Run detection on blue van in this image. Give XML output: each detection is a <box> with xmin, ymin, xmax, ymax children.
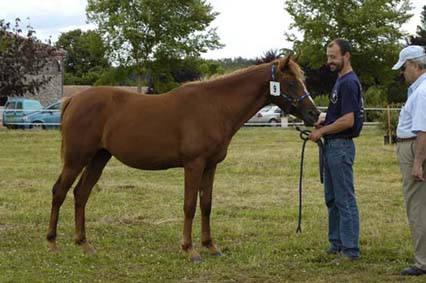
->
<box><xmin>2</xmin><ymin>98</ymin><xmax>43</xmax><ymax>129</ymax></box>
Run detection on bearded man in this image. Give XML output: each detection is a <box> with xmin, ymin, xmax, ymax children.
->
<box><xmin>309</xmin><ymin>38</ymin><xmax>364</xmax><ymax>263</ymax></box>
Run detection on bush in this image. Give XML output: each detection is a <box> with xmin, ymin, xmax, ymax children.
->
<box><xmin>313</xmin><ymin>94</ymin><xmax>329</xmax><ymax>107</ymax></box>
<box><xmin>364</xmin><ymin>86</ymin><xmax>387</xmax><ymax>107</ymax></box>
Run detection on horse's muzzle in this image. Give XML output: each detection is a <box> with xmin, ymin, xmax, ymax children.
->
<box><xmin>303</xmin><ymin>109</ymin><xmax>321</xmax><ymax>127</ymax></box>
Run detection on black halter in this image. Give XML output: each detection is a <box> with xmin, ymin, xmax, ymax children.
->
<box><xmin>271</xmin><ymin>64</ymin><xmax>311</xmax><ymax>105</ymax></box>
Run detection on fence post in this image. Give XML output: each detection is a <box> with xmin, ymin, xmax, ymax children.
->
<box><xmin>387</xmin><ymin>105</ymin><xmax>392</xmax><ymax>138</ymax></box>
<box><xmin>281</xmin><ymin>116</ymin><xmax>288</xmax><ymax>128</ymax></box>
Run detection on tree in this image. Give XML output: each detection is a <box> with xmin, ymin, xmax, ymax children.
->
<box><xmin>55</xmin><ymin>29</ymin><xmax>109</xmax><ymax>85</ymax></box>
<box><xmin>255</xmin><ymin>49</ymin><xmax>282</xmax><ymax>64</ymax></box>
<box><xmin>407</xmin><ymin>5</ymin><xmax>426</xmax><ymax>45</ymax></box>
<box><xmin>285</xmin><ymin>0</ymin><xmax>413</xmax><ymax>95</ymax></box>
<box><xmin>94</xmin><ymin>66</ymin><xmax>138</xmax><ymax>86</ymax></box>
<box><xmin>215</xmin><ymin>57</ymin><xmax>256</xmax><ymax>72</ymax></box>
<box><xmin>0</xmin><ymin>18</ymin><xmax>54</xmax><ymax>104</ymax></box>
<box><xmin>86</xmin><ymin>0</ymin><xmax>223</xmax><ymax>92</ymax></box>
<box><xmin>147</xmin><ymin>56</ymin><xmax>223</xmax><ymax>93</ymax></box>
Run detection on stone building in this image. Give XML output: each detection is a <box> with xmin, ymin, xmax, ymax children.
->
<box><xmin>32</xmin><ymin>49</ymin><xmax>66</xmax><ymax>106</ymax></box>
<box><xmin>0</xmin><ymin>34</ymin><xmax>65</xmax><ymax>107</ymax></box>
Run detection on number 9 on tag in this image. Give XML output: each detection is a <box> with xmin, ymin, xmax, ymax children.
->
<box><xmin>270</xmin><ymin>81</ymin><xmax>280</xmax><ymax>96</ymax></box>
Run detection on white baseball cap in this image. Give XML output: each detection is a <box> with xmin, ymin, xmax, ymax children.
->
<box><xmin>392</xmin><ymin>45</ymin><xmax>426</xmax><ymax>70</ymax></box>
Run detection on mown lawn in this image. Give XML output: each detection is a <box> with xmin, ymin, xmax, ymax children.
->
<box><xmin>0</xmin><ymin>127</ymin><xmax>422</xmax><ymax>283</ymax></box>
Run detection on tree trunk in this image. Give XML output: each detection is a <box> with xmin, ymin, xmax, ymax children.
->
<box><xmin>137</xmin><ymin>76</ymin><xmax>142</xmax><ymax>94</ymax></box>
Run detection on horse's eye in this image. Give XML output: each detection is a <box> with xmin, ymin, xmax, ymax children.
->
<box><xmin>288</xmin><ymin>81</ymin><xmax>296</xmax><ymax>87</ymax></box>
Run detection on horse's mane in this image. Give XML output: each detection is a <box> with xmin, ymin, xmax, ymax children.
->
<box><xmin>183</xmin><ymin>63</ymin><xmax>261</xmax><ymax>87</ymax></box>
<box><xmin>183</xmin><ymin>56</ymin><xmax>305</xmax><ymax>88</ymax></box>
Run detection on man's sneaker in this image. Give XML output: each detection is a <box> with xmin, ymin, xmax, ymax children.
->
<box><xmin>330</xmin><ymin>254</ymin><xmax>359</xmax><ymax>265</ymax></box>
<box><xmin>400</xmin><ymin>266</ymin><xmax>426</xmax><ymax>276</ymax></box>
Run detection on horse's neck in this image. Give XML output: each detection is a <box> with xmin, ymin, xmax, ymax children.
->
<box><xmin>210</xmin><ymin>66</ymin><xmax>271</xmax><ymax>134</ymax></box>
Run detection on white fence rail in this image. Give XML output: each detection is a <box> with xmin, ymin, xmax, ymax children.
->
<box><xmin>244</xmin><ymin>107</ymin><xmax>401</xmax><ymax>127</ymax></box>
<box><xmin>1</xmin><ymin>107</ymin><xmax>401</xmax><ymax>128</ymax></box>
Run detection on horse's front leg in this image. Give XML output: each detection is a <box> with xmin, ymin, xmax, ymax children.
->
<box><xmin>182</xmin><ymin>159</ymin><xmax>205</xmax><ymax>263</ymax></box>
<box><xmin>200</xmin><ymin>165</ymin><xmax>222</xmax><ymax>256</ymax></box>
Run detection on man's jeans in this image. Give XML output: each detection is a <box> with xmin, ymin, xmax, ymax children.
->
<box><xmin>323</xmin><ymin>138</ymin><xmax>360</xmax><ymax>258</ymax></box>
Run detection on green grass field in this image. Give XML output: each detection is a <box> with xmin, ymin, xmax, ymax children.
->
<box><xmin>0</xmin><ymin>127</ymin><xmax>422</xmax><ymax>282</ymax></box>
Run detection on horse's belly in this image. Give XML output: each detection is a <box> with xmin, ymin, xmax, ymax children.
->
<box><xmin>111</xmin><ymin>151</ymin><xmax>182</xmax><ymax>170</ymax></box>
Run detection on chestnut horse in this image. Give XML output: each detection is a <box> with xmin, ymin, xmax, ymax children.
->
<box><xmin>47</xmin><ymin>56</ymin><xmax>320</xmax><ymax>262</ymax></box>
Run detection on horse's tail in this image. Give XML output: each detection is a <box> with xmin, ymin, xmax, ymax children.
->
<box><xmin>60</xmin><ymin>96</ymin><xmax>72</xmax><ymax>160</ymax></box>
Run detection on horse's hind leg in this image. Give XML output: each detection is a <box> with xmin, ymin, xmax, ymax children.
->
<box><xmin>199</xmin><ymin>164</ymin><xmax>222</xmax><ymax>256</ymax></box>
<box><xmin>47</xmin><ymin>165</ymin><xmax>84</xmax><ymax>253</ymax></box>
<box><xmin>73</xmin><ymin>149</ymin><xmax>111</xmax><ymax>254</ymax></box>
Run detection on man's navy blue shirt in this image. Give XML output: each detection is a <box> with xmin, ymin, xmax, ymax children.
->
<box><xmin>324</xmin><ymin>71</ymin><xmax>364</xmax><ymax>139</ymax></box>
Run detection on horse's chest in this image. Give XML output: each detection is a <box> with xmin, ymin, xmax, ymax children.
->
<box><xmin>207</xmin><ymin>142</ymin><xmax>229</xmax><ymax>164</ymax></box>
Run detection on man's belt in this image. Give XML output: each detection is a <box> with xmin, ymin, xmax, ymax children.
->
<box><xmin>396</xmin><ymin>137</ymin><xmax>416</xmax><ymax>142</ymax></box>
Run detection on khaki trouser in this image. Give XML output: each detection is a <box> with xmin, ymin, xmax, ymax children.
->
<box><xmin>397</xmin><ymin>141</ymin><xmax>426</xmax><ymax>270</ymax></box>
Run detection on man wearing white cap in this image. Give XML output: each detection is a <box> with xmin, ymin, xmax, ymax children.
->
<box><xmin>392</xmin><ymin>45</ymin><xmax>426</xmax><ymax>276</ymax></box>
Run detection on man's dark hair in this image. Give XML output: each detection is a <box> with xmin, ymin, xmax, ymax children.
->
<box><xmin>328</xmin><ymin>38</ymin><xmax>351</xmax><ymax>55</ymax></box>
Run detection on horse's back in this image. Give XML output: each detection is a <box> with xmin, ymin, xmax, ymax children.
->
<box><xmin>63</xmin><ymin>87</ymin><xmax>130</xmax><ymax>132</ymax></box>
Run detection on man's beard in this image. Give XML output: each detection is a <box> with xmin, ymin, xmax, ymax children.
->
<box><xmin>329</xmin><ymin>58</ymin><xmax>344</xmax><ymax>73</ymax></box>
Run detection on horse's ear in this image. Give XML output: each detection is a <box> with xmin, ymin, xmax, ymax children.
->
<box><xmin>284</xmin><ymin>55</ymin><xmax>291</xmax><ymax>65</ymax></box>
<box><xmin>279</xmin><ymin>55</ymin><xmax>291</xmax><ymax>71</ymax></box>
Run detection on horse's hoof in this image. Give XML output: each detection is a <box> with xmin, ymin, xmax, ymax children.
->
<box><xmin>184</xmin><ymin>246</ymin><xmax>202</xmax><ymax>263</ymax></box>
<box><xmin>48</xmin><ymin>247</ymin><xmax>60</xmax><ymax>254</ymax></box>
<box><xmin>48</xmin><ymin>242</ymin><xmax>60</xmax><ymax>254</ymax></box>
<box><xmin>207</xmin><ymin>244</ymin><xmax>222</xmax><ymax>257</ymax></box>
<box><xmin>191</xmin><ymin>255</ymin><xmax>202</xmax><ymax>263</ymax></box>
<box><xmin>81</xmin><ymin>243</ymin><xmax>97</xmax><ymax>255</ymax></box>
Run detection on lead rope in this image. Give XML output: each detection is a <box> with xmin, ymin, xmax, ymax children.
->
<box><xmin>295</xmin><ymin>126</ymin><xmax>324</xmax><ymax>233</ymax></box>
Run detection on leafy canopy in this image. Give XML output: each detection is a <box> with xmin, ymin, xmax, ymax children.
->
<box><xmin>408</xmin><ymin>4</ymin><xmax>426</xmax><ymax>45</ymax></box>
<box><xmin>55</xmin><ymin>29</ymin><xmax>110</xmax><ymax>85</ymax></box>
<box><xmin>86</xmin><ymin>0</ymin><xmax>223</xmax><ymax>92</ymax></box>
<box><xmin>285</xmin><ymin>0</ymin><xmax>412</xmax><ymax>90</ymax></box>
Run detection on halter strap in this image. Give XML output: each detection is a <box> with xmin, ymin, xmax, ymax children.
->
<box><xmin>271</xmin><ymin>64</ymin><xmax>277</xmax><ymax>81</ymax></box>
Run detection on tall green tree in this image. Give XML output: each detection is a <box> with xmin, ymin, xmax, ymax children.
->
<box><xmin>285</xmin><ymin>0</ymin><xmax>412</xmax><ymax>92</ymax></box>
<box><xmin>408</xmin><ymin>5</ymin><xmax>426</xmax><ymax>45</ymax></box>
<box><xmin>55</xmin><ymin>29</ymin><xmax>109</xmax><ymax>85</ymax></box>
<box><xmin>0</xmin><ymin>18</ymin><xmax>54</xmax><ymax>104</ymax></box>
<box><xmin>86</xmin><ymin>0</ymin><xmax>223</xmax><ymax>92</ymax></box>
<box><xmin>215</xmin><ymin>57</ymin><xmax>256</xmax><ymax>72</ymax></box>
<box><xmin>255</xmin><ymin>49</ymin><xmax>282</xmax><ymax>64</ymax></box>
<box><xmin>146</xmin><ymin>56</ymin><xmax>223</xmax><ymax>93</ymax></box>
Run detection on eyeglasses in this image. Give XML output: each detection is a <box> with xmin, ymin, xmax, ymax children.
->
<box><xmin>401</xmin><ymin>61</ymin><xmax>412</xmax><ymax>72</ymax></box>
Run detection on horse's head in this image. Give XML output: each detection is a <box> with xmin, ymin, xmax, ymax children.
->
<box><xmin>269</xmin><ymin>57</ymin><xmax>320</xmax><ymax>127</ymax></box>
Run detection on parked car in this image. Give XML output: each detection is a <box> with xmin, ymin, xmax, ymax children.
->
<box><xmin>247</xmin><ymin>105</ymin><xmax>282</xmax><ymax>126</ymax></box>
<box><xmin>22</xmin><ymin>100</ymin><xmax>62</xmax><ymax>129</ymax></box>
<box><xmin>2</xmin><ymin>98</ymin><xmax>43</xmax><ymax>129</ymax></box>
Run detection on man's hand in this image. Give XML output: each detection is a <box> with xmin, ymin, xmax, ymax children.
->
<box><xmin>309</xmin><ymin>128</ymin><xmax>323</xmax><ymax>142</ymax></box>
<box><xmin>314</xmin><ymin>121</ymin><xmax>324</xmax><ymax>129</ymax></box>
<box><xmin>412</xmin><ymin>132</ymin><xmax>426</xmax><ymax>182</ymax></box>
<box><xmin>411</xmin><ymin>162</ymin><xmax>425</xmax><ymax>181</ymax></box>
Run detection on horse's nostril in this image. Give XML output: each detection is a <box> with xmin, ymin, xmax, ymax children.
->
<box><xmin>308</xmin><ymin>109</ymin><xmax>319</xmax><ymax>118</ymax></box>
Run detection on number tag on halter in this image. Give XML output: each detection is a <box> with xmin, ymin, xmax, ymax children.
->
<box><xmin>270</xmin><ymin>81</ymin><xmax>280</xmax><ymax>96</ymax></box>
